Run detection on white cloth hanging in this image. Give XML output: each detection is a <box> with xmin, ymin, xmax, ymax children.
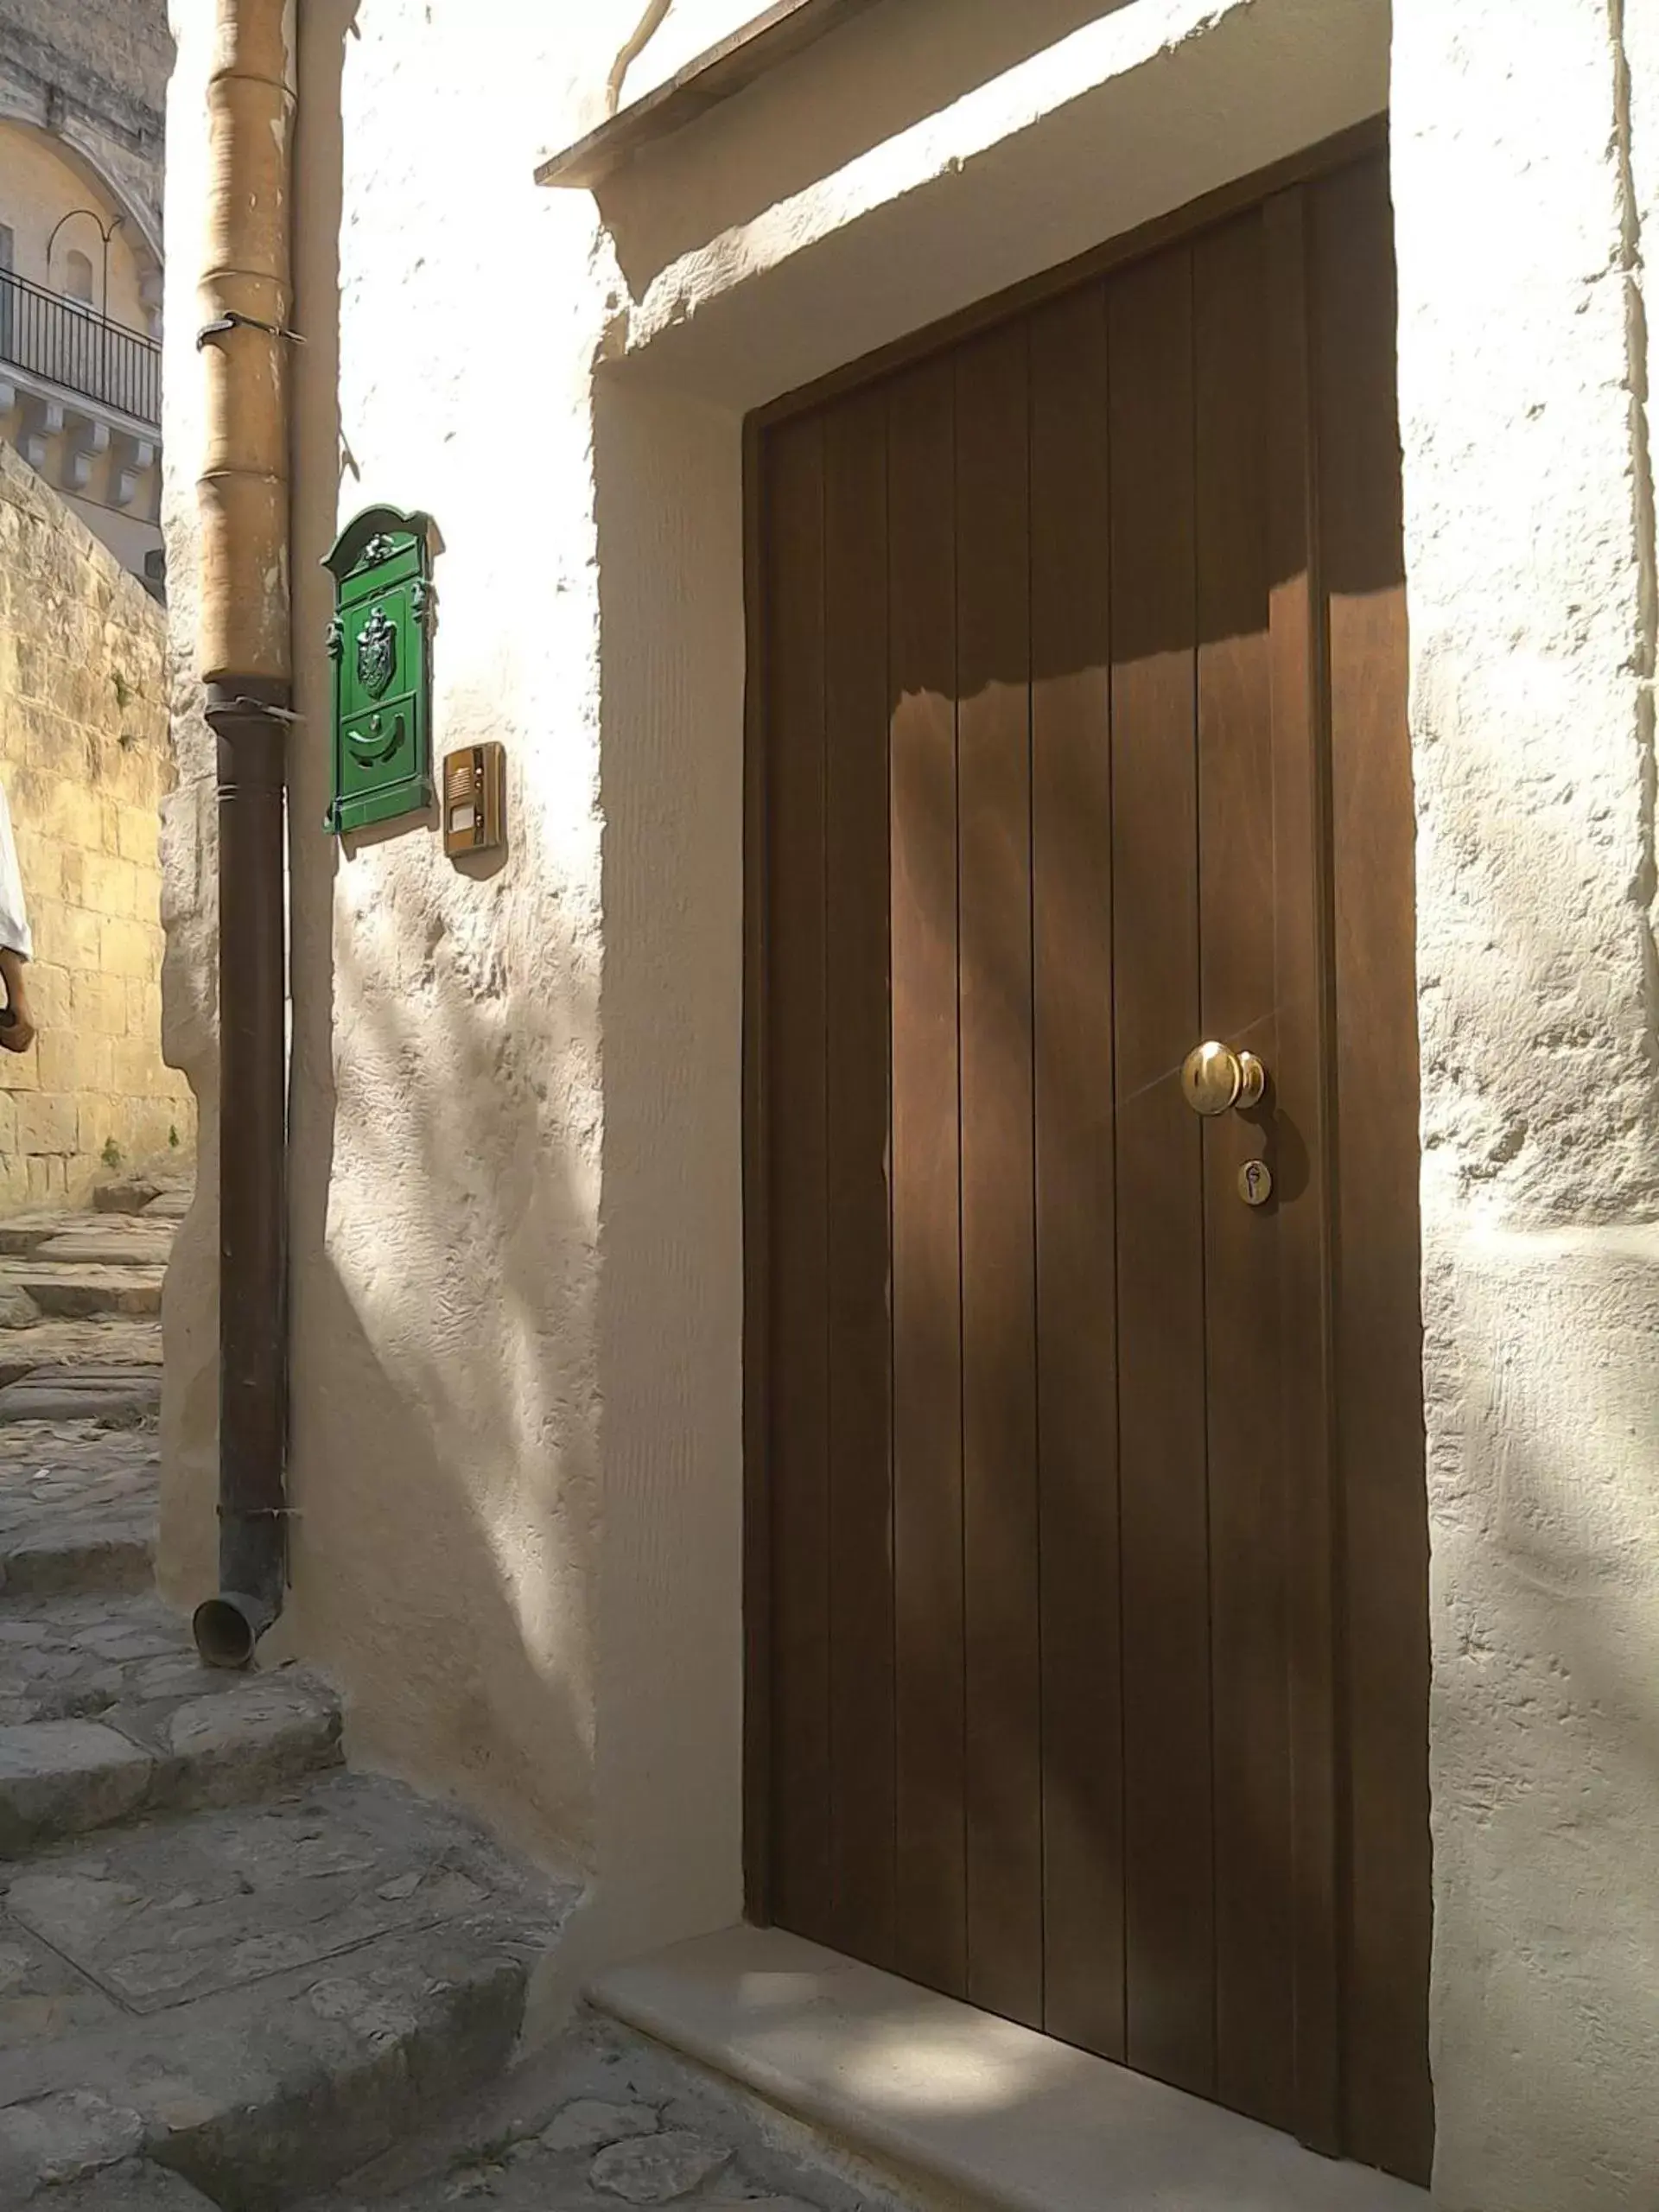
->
<box><xmin>0</xmin><ymin>775</ymin><xmax>32</xmax><ymax>961</ymax></box>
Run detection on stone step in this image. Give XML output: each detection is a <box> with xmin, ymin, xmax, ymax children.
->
<box><xmin>0</xmin><ymin>1365</ymin><xmax>162</xmax><ymax>1429</ymax></box>
<box><xmin>0</xmin><ymin>1209</ymin><xmax>179</xmax><ymax>1259</ymax></box>
<box><xmin>93</xmin><ymin>1176</ymin><xmax>193</xmax><ymax>1218</ymax></box>
<box><xmin>30</xmin><ymin>1227</ymin><xmax>176</xmax><ymax>1270</ymax></box>
<box><xmin>0</xmin><ymin>1662</ymin><xmax>343</xmax><ymax>1857</ymax></box>
<box><xmin>29</xmin><ymin>2164</ymin><xmax>217</xmax><ymax>2211</ymax></box>
<box><xmin>295</xmin><ymin>2010</ymin><xmax>913</xmax><ymax>2212</ymax></box>
<box><xmin>0</xmin><ymin>1772</ymin><xmax>572</xmax><ymax>2206</ymax></box>
<box><xmin>0</xmin><ymin>1593</ymin><xmax>205</xmax><ymax>1729</ymax></box>
<box><xmin>0</xmin><ymin>1262</ymin><xmax>165</xmax><ymax>1321</ymax></box>
<box><xmin>0</xmin><ymin>1214</ymin><xmax>81</xmax><ymax>1260</ymax></box>
<box><xmin>0</xmin><ymin>1577</ymin><xmax>342</xmax><ymax>1855</ymax></box>
<box><xmin>0</xmin><ymin>1510</ymin><xmax>153</xmax><ymax>1596</ymax></box>
<box><xmin>0</xmin><ymin>1319</ymin><xmax>162</xmax><ymax>1394</ymax></box>
<box><xmin>591</xmin><ymin>1928</ymin><xmax>1429</xmax><ymax>2212</ymax></box>
<box><xmin>0</xmin><ymin>1429</ymin><xmax>158</xmax><ymax>1596</ymax></box>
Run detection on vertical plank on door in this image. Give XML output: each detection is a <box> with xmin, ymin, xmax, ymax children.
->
<box><xmin>762</xmin><ymin>412</ymin><xmax>833</xmax><ymax>1944</ymax></box>
<box><xmin>1313</xmin><ymin>155</ymin><xmax>1433</xmax><ymax>2189</ymax></box>
<box><xmin>1108</xmin><ymin>243</ymin><xmax>1215</xmax><ymax>2099</ymax></box>
<box><xmin>956</xmin><ymin>319</ymin><xmax>1043</xmax><ymax>2030</ymax></box>
<box><xmin>1262</xmin><ymin>183</ymin><xmax>1341</xmax><ymax>2159</ymax></box>
<box><xmin>889</xmin><ymin>356</ymin><xmax>969</xmax><ymax>2000</ymax></box>
<box><xmin>1193</xmin><ymin>209</ymin><xmax>1294</xmax><ymax>2133</ymax></box>
<box><xmin>742</xmin><ymin>416</ymin><xmax>773</xmax><ymax>1927</ymax></box>
<box><xmin>823</xmin><ymin>387</ymin><xmax>896</xmax><ymax>1967</ymax></box>
<box><xmin>1029</xmin><ymin>282</ymin><xmax>1124</xmax><ymax>2062</ymax></box>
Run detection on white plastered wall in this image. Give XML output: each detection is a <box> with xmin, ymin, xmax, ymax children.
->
<box><xmin>157</xmin><ymin>0</ymin><xmax>1659</xmax><ymax>2199</ymax></box>
<box><xmin>1393</xmin><ymin>2</ymin><xmax>1659</xmax><ymax>2204</ymax></box>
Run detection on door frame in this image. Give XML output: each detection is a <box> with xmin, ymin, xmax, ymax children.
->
<box><xmin>737</xmin><ymin>139</ymin><xmax>1419</xmax><ymax>2171</ymax></box>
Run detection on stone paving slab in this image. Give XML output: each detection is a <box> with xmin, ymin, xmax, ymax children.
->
<box><xmin>303</xmin><ymin>2015</ymin><xmax>916</xmax><ymax>2212</ymax></box>
<box><xmin>0</xmin><ymin>1916</ymin><xmax>124</xmax><ymax>2052</ymax></box>
<box><xmin>31</xmin><ymin>2158</ymin><xmax>219</xmax><ymax>2209</ymax></box>
<box><xmin>0</xmin><ymin>1427</ymin><xmax>159</xmax><ymax>1595</ymax></box>
<box><xmin>0</xmin><ymin>1789</ymin><xmax>575</xmax><ymax>2208</ymax></box>
<box><xmin>0</xmin><ymin>1720</ymin><xmax>154</xmax><ymax>1857</ymax></box>
<box><xmin>0</xmin><ymin>1667</ymin><xmax>342</xmax><ymax>1859</ymax></box>
<box><xmin>0</xmin><ymin>1262</ymin><xmax>165</xmax><ymax>1321</ymax></box>
<box><xmin>0</xmin><ymin>1211</ymin><xmax>104</xmax><ymax>1259</ymax></box>
<box><xmin>0</xmin><ymin>1321</ymin><xmax>163</xmax><ymax>1393</ymax></box>
<box><xmin>3</xmin><ymin>1772</ymin><xmax>515</xmax><ymax>2016</ymax></box>
<box><xmin>2</xmin><ymin>1206</ymin><xmax>178</xmax><ymax>1243</ymax></box>
<box><xmin>0</xmin><ymin>1594</ymin><xmax>191</xmax><ymax>1726</ymax></box>
<box><xmin>0</xmin><ymin>1365</ymin><xmax>162</xmax><ymax>1429</ymax></box>
<box><xmin>0</xmin><ymin>1601</ymin><xmax>188</xmax><ymax>1734</ymax></box>
<box><xmin>94</xmin><ymin>1177</ymin><xmax>193</xmax><ymax>1217</ymax></box>
<box><xmin>0</xmin><ymin>1514</ymin><xmax>156</xmax><ymax>1595</ymax></box>
<box><xmin>32</xmin><ymin>1228</ymin><xmax>177</xmax><ymax>1269</ymax></box>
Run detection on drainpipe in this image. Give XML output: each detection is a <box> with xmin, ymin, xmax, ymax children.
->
<box><xmin>606</xmin><ymin>0</ymin><xmax>672</xmax><ymax>113</ymax></box>
<box><xmin>190</xmin><ymin>0</ymin><xmax>296</xmax><ymax>1669</ymax></box>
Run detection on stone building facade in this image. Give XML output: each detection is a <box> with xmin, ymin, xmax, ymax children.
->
<box><xmin>0</xmin><ymin>0</ymin><xmax>168</xmax><ymax>248</ymax></box>
<box><xmin>157</xmin><ymin>3</ymin><xmax>1659</xmax><ymax>2209</ymax></box>
<box><xmin>0</xmin><ymin>436</ymin><xmax>193</xmax><ymax>1211</ymax></box>
<box><xmin>0</xmin><ymin>0</ymin><xmax>169</xmax><ymax>580</ymax></box>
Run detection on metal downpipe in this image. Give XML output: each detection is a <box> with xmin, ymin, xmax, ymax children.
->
<box><xmin>191</xmin><ymin>0</ymin><xmax>296</xmax><ymax>1669</ymax></box>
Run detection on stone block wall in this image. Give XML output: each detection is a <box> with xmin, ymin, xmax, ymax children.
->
<box><xmin>0</xmin><ymin>437</ymin><xmax>193</xmax><ymax>1211</ymax></box>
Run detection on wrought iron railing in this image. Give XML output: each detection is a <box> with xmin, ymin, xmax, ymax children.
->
<box><xmin>0</xmin><ymin>270</ymin><xmax>160</xmax><ymax>428</ymax></box>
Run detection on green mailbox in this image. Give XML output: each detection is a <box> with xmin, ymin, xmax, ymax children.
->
<box><xmin>322</xmin><ymin>505</ymin><xmax>437</xmax><ymax>834</ymax></box>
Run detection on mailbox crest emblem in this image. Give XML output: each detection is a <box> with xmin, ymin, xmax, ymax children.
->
<box><xmin>356</xmin><ymin>607</ymin><xmax>397</xmax><ymax>699</ymax></box>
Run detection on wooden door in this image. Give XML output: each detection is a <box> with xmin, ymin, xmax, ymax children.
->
<box><xmin>746</xmin><ymin>139</ymin><xmax>1430</xmax><ymax>2187</ymax></box>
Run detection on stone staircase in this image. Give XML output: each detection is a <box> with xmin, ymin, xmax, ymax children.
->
<box><xmin>0</xmin><ymin>1180</ymin><xmax>582</xmax><ymax>2210</ymax></box>
<box><xmin>0</xmin><ymin>1431</ymin><xmax>902</xmax><ymax>2212</ymax></box>
<box><xmin>0</xmin><ymin>1448</ymin><xmax>575</xmax><ymax>2209</ymax></box>
<box><xmin>0</xmin><ymin>1174</ymin><xmax>182</xmax><ymax>1429</ymax></box>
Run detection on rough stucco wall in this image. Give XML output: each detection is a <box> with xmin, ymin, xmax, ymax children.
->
<box><xmin>0</xmin><ymin>439</ymin><xmax>193</xmax><ymax>1214</ymax></box>
<box><xmin>155</xmin><ymin>0</ymin><xmax>219</xmax><ymax>1643</ymax></box>
<box><xmin>160</xmin><ymin>0</ymin><xmax>637</xmax><ymax>1885</ymax></box>
<box><xmin>277</xmin><ymin>0</ymin><xmax>619</xmax><ymax>1884</ymax></box>
<box><xmin>1393</xmin><ymin>2</ymin><xmax>1659</xmax><ymax>2204</ymax></box>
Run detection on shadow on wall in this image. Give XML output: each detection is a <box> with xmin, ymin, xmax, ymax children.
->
<box><xmin>282</xmin><ymin>918</ymin><xmax>599</xmax><ymax>1874</ymax></box>
<box><xmin>163</xmin><ymin>0</ymin><xmax>599</xmax><ymax>1885</ymax></box>
<box><xmin>282</xmin><ymin>0</ymin><xmax>599</xmax><ymax>1875</ymax></box>
<box><xmin>595</xmin><ymin>0</ymin><xmax>1138</xmax><ymax>294</ymax></box>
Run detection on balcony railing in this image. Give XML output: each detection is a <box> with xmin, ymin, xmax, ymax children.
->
<box><xmin>0</xmin><ymin>270</ymin><xmax>161</xmax><ymax>429</ymax></box>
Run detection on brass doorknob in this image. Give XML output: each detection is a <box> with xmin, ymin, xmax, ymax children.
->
<box><xmin>1181</xmin><ymin>1040</ymin><xmax>1267</xmax><ymax>1116</ymax></box>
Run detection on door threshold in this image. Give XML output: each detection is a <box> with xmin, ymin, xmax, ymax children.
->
<box><xmin>588</xmin><ymin>1925</ymin><xmax>1429</xmax><ymax>2212</ymax></box>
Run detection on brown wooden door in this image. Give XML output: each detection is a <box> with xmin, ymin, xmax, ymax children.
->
<box><xmin>747</xmin><ymin>142</ymin><xmax>1430</xmax><ymax>2187</ymax></box>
